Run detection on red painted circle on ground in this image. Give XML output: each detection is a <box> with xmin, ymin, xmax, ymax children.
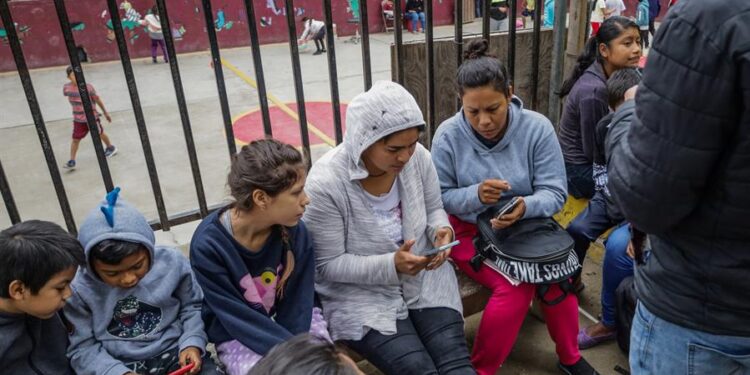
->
<box><xmin>233</xmin><ymin>102</ymin><xmax>347</xmax><ymax>146</ymax></box>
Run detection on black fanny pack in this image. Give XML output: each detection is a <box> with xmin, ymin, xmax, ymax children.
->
<box><xmin>470</xmin><ymin>209</ymin><xmax>580</xmax><ymax>305</ymax></box>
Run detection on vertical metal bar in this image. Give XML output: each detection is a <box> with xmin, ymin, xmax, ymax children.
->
<box><xmin>359</xmin><ymin>0</ymin><xmax>372</xmax><ymax>90</ymax></box>
<box><xmin>155</xmin><ymin>0</ymin><xmax>208</xmax><ymax>217</ymax></box>
<box><xmin>424</xmin><ymin>0</ymin><xmax>435</xmax><ymax>147</ymax></box>
<box><xmin>548</xmin><ymin>0</ymin><xmax>568</xmax><ymax>126</ymax></box>
<box><xmin>530</xmin><ymin>0</ymin><xmax>542</xmax><ymax>110</ymax></box>
<box><xmin>483</xmin><ymin>0</ymin><xmax>490</xmax><ymax>41</ymax></box>
<box><xmin>201</xmin><ymin>0</ymin><xmax>236</xmax><ymax>157</ymax></box>
<box><xmin>508</xmin><ymin>0</ymin><xmax>517</xmax><ymax>81</ymax></box>
<box><xmin>283</xmin><ymin>0</ymin><xmax>312</xmax><ymax>164</ymax></box>
<box><xmin>1</xmin><ymin>0</ymin><xmax>77</xmax><ymax>233</ymax></box>
<box><xmin>53</xmin><ymin>0</ymin><xmax>114</xmax><ymax>192</ymax></box>
<box><xmin>0</xmin><ymin>158</ymin><xmax>21</xmax><ymax>225</ymax></box>
<box><xmin>454</xmin><ymin>0</ymin><xmax>464</xmax><ymax>110</ymax></box>
<box><xmin>105</xmin><ymin>0</ymin><xmax>170</xmax><ymax>231</ymax></box>
<box><xmin>241</xmin><ymin>0</ymin><xmax>273</xmax><ymax>138</ymax></box>
<box><xmin>393</xmin><ymin>0</ymin><xmax>405</xmax><ymax>84</ymax></box>
<box><xmin>322</xmin><ymin>0</ymin><xmax>343</xmax><ymax>144</ymax></box>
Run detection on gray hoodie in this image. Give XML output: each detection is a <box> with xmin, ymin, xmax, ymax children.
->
<box><xmin>64</xmin><ymin>190</ymin><xmax>207</xmax><ymax>375</ymax></box>
<box><xmin>303</xmin><ymin>81</ymin><xmax>462</xmax><ymax>341</ymax></box>
<box><xmin>0</xmin><ymin>312</ymin><xmax>73</xmax><ymax>375</ymax></box>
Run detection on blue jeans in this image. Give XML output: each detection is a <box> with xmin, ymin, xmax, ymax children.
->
<box><xmin>475</xmin><ymin>0</ymin><xmax>483</xmax><ymax>17</ymax></box>
<box><xmin>346</xmin><ymin>308</ymin><xmax>474</xmax><ymax>375</ymax></box>
<box><xmin>565</xmin><ymin>163</ymin><xmax>595</xmax><ymax>199</ymax></box>
<box><xmin>630</xmin><ymin>302</ymin><xmax>750</xmax><ymax>374</ymax></box>
<box><xmin>407</xmin><ymin>11</ymin><xmax>425</xmax><ymax>32</ymax></box>
<box><xmin>600</xmin><ymin>224</ymin><xmax>633</xmax><ymax>327</ymax></box>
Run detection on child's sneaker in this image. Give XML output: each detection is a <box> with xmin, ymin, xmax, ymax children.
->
<box><xmin>104</xmin><ymin>145</ymin><xmax>118</xmax><ymax>158</ymax></box>
<box><xmin>558</xmin><ymin>358</ymin><xmax>599</xmax><ymax>375</ymax></box>
<box><xmin>63</xmin><ymin>160</ymin><xmax>76</xmax><ymax>170</ymax></box>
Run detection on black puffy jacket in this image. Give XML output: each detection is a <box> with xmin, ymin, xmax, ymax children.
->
<box><xmin>606</xmin><ymin>0</ymin><xmax>750</xmax><ymax>336</ymax></box>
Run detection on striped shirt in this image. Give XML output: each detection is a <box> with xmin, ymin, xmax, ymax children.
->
<box><xmin>63</xmin><ymin>82</ymin><xmax>100</xmax><ymax>123</ymax></box>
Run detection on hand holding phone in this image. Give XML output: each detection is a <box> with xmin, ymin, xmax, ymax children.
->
<box><xmin>495</xmin><ymin>196</ymin><xmax>522</xmax><ymax>220</ymax></box>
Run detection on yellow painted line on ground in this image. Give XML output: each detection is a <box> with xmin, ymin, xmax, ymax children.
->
<box><xmin>220</xmin><ymin>58</ymin><xmax>336</xmax><ymax>147</ymax></box>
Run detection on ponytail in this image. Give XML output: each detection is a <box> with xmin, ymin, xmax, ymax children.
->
<box><xmin>558</xmin><ymin>36</ymin><xmax>599</xmax><ymax>98</ymax></box>
<box><xmin>275</xmin><ymin>226</ymin><xmax>295</xmax><ymax>300</ymax></box>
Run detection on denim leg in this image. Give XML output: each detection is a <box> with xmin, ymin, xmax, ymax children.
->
<box><xmin>630</xmin><ymin>302</ymin><xmax>750</xmax><ymax>375</ymax></box>
<box><xmin>600</xmin><ymin>223</ymin><xmax>634</xmax><ymax>327</ymax></box>
<box><xmin>408</xmin><ymin>12</ymin><xmax>419</xmax><ymax>31</ymax></box>
<box><xmin>566</xmin><ymin>192</ymin><xmax>614</xmax><ymax>266</ymax></box>
<box><xmin>409</xmin><ymin>308</ymin><xmax>475</xmax><ymax>375</ymax></box>
<box><xmin>418</xmin><ymin>12</ymin><xmax>426</xmax><ymax>30</ymax></box>
<box><xmin>565</xmin><ymin>163</ymin><xmax>595</xmax><ymax>199</ymax></box>
<box><xmin>346</xmin><ymin>317</ymin><xmax>438</xmax><ymax>375</ymax></box>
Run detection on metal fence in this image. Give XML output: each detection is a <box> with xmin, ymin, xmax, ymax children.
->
<box><xmin>0</xmin><ymin>0</ymin><xmax>567</xmax><ymax>234</ymax></box>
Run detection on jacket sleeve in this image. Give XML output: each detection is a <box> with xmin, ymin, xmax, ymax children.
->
<box><xmin>175</xmin><ymin>257</ymin><xmax>208</xmax><ymax>354</ymax></box>
<box><xmin>606</xmin><ymin>10</ymin><xmax>745</xmax><ymax>234</ymax></box>
<box><xmin>274</xmin><ymin>223</ymin><xmax>315</xmax><ymax>335</ymax></box>
<box><xmin>578</xmin><ymin>94</ymin><xmax>610</xmax><ymax>164</ymax></box>
<box><xmin>190</xmin><ymin>239</ymin><xmax>293</xmax><ymax>355</ymax></box>
<box><xmin>417</xmin><ymin>146</ymin><xmax>452</xmax><ymax>242</ymax></box>
<box><xmin>65</xmin><ymin>288</ymin><xmax>131</xmax><ymax>375</ymax></box>
<box><xmin>431</xmin><ymin>132</ymin><xmax>487</xmax><ymax>216</ymax></box>
<box><xmin>303</xmin><ymin>177</ymin><xmax>401</xmax><ymax>286</ymax></box>
<box><xmin>523</xmin><ymin>121</ymin><xmax>567</xmax><ymax>219</ymax></box>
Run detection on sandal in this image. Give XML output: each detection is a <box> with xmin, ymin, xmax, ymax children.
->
<box><xmin>577</xmin><ymin>327</ymin><xmax>616</xmax><ymax>349</ymax></box>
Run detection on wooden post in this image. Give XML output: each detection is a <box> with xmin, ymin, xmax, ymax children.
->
<box><xmin>564</xmin><ymin>0</ymin><xmax>590</xmax><ymax>78</ymax></box>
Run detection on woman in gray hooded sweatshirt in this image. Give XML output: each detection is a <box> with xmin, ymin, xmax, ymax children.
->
<box><xmin>303</xmin><ymin>81</ymin><xmax>474</xmax><ymax>375</ymax></box>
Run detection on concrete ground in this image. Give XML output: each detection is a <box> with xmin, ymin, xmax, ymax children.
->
<box><xmin>0</xmin><ymin>18</ymin><xmax>628</xmax><ymax>375</ymax></box>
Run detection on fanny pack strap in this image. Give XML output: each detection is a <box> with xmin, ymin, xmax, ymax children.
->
<box><xmin>536</xmin><ymin>278</ymin><xmax>573</xmax><ymax>306</ymax></box>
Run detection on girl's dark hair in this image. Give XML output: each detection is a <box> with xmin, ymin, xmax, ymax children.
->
<box><xmin>89</xmin><ymin>239</ymin><xmax>144</xmax><ymax>267</ymax></box>
<box><xmin>456</xmin><ymin>39</ymin><xmax>511</xmax><ymax>97</ymax></box>
<box><xmin>248</xmin><ymin>334</ymin><xmax>361</xmax><ymax>375</ymax></box>
<box><xmin>228</xmin><ymin>139</ymin><xmax>305</xmax><ymax>299</ymax></box>
<box><xmin>0</xmin><ymin>220</ymin><xmax>85</xmax><ymax>297</ymax></box>
<box><xmin>558</xmin><ymin>16</ymin><xmax>639</xmax><ymax>98</ymax></box>
<box><xmin>150</xmin><ymin>5</ymin><xmax>158</xmax><ymax>14</ymax></box>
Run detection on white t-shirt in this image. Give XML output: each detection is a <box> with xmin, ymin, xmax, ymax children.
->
<box><xmin>142</xmin><ymin>14</ymin><xmax>162</xmax><ymax>34</ymax></box>
<box><xmin>590</xmin><ymin>0</ymin><xmax>607</xmax><ymax>23</ymax></box>
<box><xmin>363</xmin><ymin>180</ymin><xmax>403</xmax><ymax>246</ymax></box>
<box><xmin>605</xmin><ymin>0</ymin><xmax>626</xmax><ymax>18</ymax></box>
<box><xmin>300</xmin><ymin>19</ymin><xmax>326</xmax><ymax>40</ymax></box>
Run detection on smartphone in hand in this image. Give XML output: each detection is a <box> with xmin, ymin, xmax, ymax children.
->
<box><xmin>423</xmin><ymin>240</ymin><xmax>460</xmax><ymax>257</ymax></box>
<box><xmin>495</xmin><ymin>196</ymin><xmax>522</xmax><ymax>219</ymax></box>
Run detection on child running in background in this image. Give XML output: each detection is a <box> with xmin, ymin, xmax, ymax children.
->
<box><xmin>65</xmin><ymin>188</ymin><xmax>215</xmax><ymax>375</ymax></box>
<box><xmin>63</xmin><ymin>66</ymin><xmax>117</xmax><ymax>171</ymax></box>
<box><xmin>0</xmin><ymin>220</ymin><xmax>85</xmax><ymax>375</ymax></box>
<box><xmin>190</xmin><ymin>139</ymin><xmax>329</xmax><ymax>375</ymax></box>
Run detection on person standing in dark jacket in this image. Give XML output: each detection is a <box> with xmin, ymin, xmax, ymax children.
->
<box><xmin>646</xmin><ymin>0</ymin><xmax>660</xmax><ymax>42</ymax></box>
<box><xmin>606</xmin><ymin>1</ymin><xmax>750</xmax><ymax>373</ymax></box>
<box><xmin>557</xmin><ymin>16</ymin><xmax>642</xmax><ymax>199</ymax></box>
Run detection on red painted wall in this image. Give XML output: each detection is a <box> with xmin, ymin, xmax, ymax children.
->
<box><xmin>0</xmin><ymin>0</ymin><xmax>456</xmax><ymax>72</ymax></box>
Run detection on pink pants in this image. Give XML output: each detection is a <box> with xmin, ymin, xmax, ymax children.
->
<box><xmin>449</xmin><ymin>216</ymin><xmax>581</xmax><ymax>375</ymax></box>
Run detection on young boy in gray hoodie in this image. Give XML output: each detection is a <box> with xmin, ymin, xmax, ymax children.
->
<box><xmin>65</xmin><ymin>188</ymin><xmax>214</xmax><ymax>375</ymax></box>
<box><xmin>0</xmin><ymin>220</ymin><xmax>85</xmax><ymax>375</ymax></box>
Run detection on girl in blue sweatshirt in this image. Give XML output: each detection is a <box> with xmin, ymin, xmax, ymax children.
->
<box><xmin>431</xmin><ymin>39</ymin><xmax>597</xmax><ymax>375</ymax></box>
<box><xmin>190</xmin><ymin>140</ymin><xmax>329</xmax><ymax>375</ymax></box>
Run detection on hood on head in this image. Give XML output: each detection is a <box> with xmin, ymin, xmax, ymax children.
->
<box><xmin>77</xmin><ymin>188</ymin><xmax>155</xmax><ymax>272</ymax></box>
<box><xmin>343</xmin><ymin>81</ymin><xmax>425</xmax><ymax>180</ymax></box>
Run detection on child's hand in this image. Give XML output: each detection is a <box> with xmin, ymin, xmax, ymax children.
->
<box><xmin>179</xmin><ymin>347</ymin><xmax>202</xmax><ymax>374</ymax></box>
<box><xmin>104</xmin><ymin>112</ymin><xmax>112</xmax><ymax>123</ymax></box>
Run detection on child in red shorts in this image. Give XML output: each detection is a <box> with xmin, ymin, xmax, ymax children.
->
<box><xmin>63</xmin><ymin>66</ymin><xmax>117</xmax><ymax>170</ymax></box>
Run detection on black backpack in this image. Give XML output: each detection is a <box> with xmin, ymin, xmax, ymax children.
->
<box><xmin>615</xmin><ymin>276</ymin><xmax>638</xmax><ymax>354</ymax></box>
<box><xmin>471</xmin><ymin>209</ymin><xmax>580</xmax><ymax>305</ymax></box>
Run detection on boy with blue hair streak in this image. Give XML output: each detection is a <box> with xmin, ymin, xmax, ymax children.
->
<box><xmin>65</xmin><ymin>188</ymin><xmax>216</xmax><ymax>375</ymax></box>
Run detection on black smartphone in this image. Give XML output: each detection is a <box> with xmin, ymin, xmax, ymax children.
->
<box><xmin>495</xmin><ymin>196</ymin><xmax>521</xmax><ymax>219</ymax></box>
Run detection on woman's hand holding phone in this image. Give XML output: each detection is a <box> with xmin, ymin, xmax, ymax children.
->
<box><xmin>426</xmin><ymin>227</ymin><xmax>455</xmax><ymax>270</ymax></box>
<box><xmin>478</xmin><ymin>179</ymin><xmax>511</xmax><ymax>205</ymax></box>
<box><xmin>394</xmin><ymin>240</ymin><xmax>430</xmax><ymax>276</ymax></box>
<box><xmin>491</xmin><ymin>196</ymin><xmax>526</xmax><ymax>229</ymax></box>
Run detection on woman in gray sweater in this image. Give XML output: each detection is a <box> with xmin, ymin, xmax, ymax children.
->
<box><xmin>303</xmin><ymin>81</ymin><xmax>474</xmax><ymax>375</ymax></box>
